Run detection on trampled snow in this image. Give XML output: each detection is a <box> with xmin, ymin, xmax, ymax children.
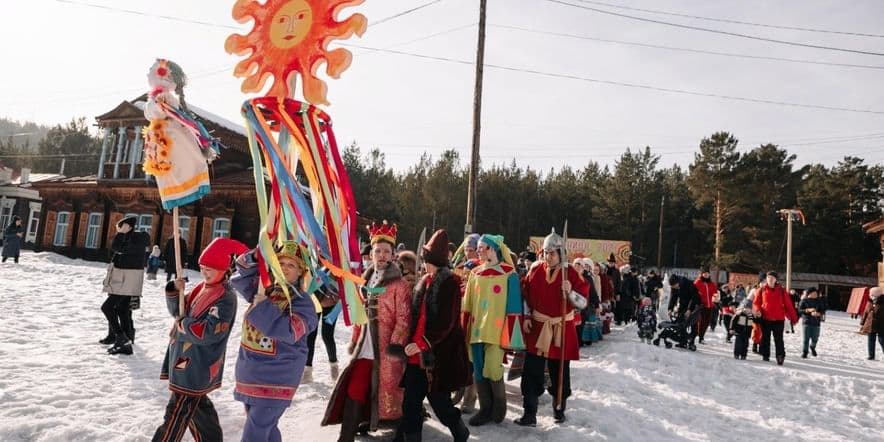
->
<box><xmin>1</xmin><ymin>252</ymin><xmax>881</xmax><ymax>441</ymax></box>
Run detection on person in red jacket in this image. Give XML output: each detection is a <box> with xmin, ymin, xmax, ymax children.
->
<box><xmin>752</xmin><ymin>271</ymin><xmax>799</xmax><ymax>365</ymax></box>
<box><xmin>693</xmin><ymin>267</ymin><xmax>718</xmax><ymax>344</ymax></box>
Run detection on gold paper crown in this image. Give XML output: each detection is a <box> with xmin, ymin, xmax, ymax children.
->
<box><xmin>368</xmin><ymin>220</ymin><xmax>397</xmax><ymax>245</ymax></box>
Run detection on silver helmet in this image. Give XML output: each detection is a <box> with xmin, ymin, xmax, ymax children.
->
<box><xmin>542</xmin><ymin>228</ymin><xmax>564</xmax><ymax>253</ymax></box>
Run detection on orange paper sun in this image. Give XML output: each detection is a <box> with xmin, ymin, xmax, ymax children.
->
<box><xmin>226</xmin><ymin>0</ymin><xmax>367</xmax><ymax>106</ymax></box>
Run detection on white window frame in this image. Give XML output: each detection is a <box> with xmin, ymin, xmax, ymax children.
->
<box><xmin>84</xmin><ymin>212</ymin><xmax>102</xmax><ymax>249</ymax></box>
<box><xmin>0</xmin><ymin>197</ymin><xmax>13</xmax><ymax>232</ymax></box>
<box><xmin>137</xmin><ymin>214</ymin><xmax>153</xmax><ymax>236</ymax></box>
<box><xmin>53</xmin><ymin>211</ymin><xmax>70</xmax><ymax>246</ymax></box>
<box><xmin>178</xmin><ymin>215</ymin><xmax>191</xmax><ymax>244</ymax></box>
<box><xmin>26</xmin><ymin>202</ymin><xmax>41</xmax><ymax>243</ymax></box>
<box><xmin>212</xmin><ymin>218</ymin><xmax>231</xmax><ymax>239</ymax></box>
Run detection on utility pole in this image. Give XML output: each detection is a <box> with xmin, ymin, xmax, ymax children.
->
<box><xmin>777</xmin><ymin>209</ymin><xmax>806</xmax><ymax>292</ymax></box>
<box><xmin>465</xmin><ymin>0</ymin><xmax>487</xmax><ymax>236</ymax></box>
<box><xmin>657</xmin><ymin>195</ymin><xmax>664</xmax><ymax>268</ymax></box>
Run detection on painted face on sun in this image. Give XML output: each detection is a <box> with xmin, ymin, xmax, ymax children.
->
<box><xmin>270</xmin><ymin>0</ymin><xmax>313</xmax><ymax>49</ymax></box>
<box><xmin>226</xmin><ymin>0</ymin><xmax>367</xmax><ymax>105</ymax></box>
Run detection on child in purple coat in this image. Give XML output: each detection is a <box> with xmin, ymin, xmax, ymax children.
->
<box><xmin>230</xmin><ymin>242</ymin><xmax>319</xmax><ymax>442</ymax></box>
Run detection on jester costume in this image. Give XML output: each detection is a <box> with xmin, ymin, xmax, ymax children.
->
<box><xmin>516</xmin><ymin>230</ymin><xmax>589</xmax><ymax>426</ymax></box>
<box><xmin>461</xmin><ymin>234</ymin><xmax>525</xmax><ymax>426</ymax></box>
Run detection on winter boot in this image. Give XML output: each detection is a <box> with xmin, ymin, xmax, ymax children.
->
<box><xmin>302</xmin><ymin>366</ymin><xmax>313</xmax><ymax>384</ymax></box>
<box><xmin>801</xmin><ymin>352</ymin><xmax>808</xmax><ymax>359</ymax></box>
<box><xmin>776</xmin><ymin>355</ymin><xmax>785</xmax><ymax>366</ymax></box>
<box><xmin>553</xmin><ymin>398</ymin><xmax>567</xmax><ymax>423</ymax></box>
<box><xmin>99</xmin><ymin>324</ymin><xmax>115</xmax><ymax>345</ymax></box>
<box><xmin>513</xmin><ymin>395</ymin><xmax>538</xmax><ymax>427</ymax></box>
<box><xmin>468</xmin><ymin>380</ymin><xmax>493</xmax><ymax>426</ymax></box>
<box><xmin>450</xmin><ymin>419</ymin><xmax>470</xmax><ymax>442</ymax></box>
<box><xmin>490</xmin><ymin>379</ymin><xmax>507</xmax><ymax>423</ymax></box>
<box><xmin>126</xmin><ymin>326</ymin><xmax>136</xmax><ymax>344</ymax></box>
<box><xmin>107</xmin><ymin>333</ymin><xmax>132</xmax><ymax>355</ymax></box>
<box><xmin>810</xmin><ymin>345</ymin><xmax>817</xmax><ymax>357</ymax></box>
<box><xmin>752</xmin><ymin>343</ymin><xmax>759</xmax><ymax>354</ymax></box>
<box><xmin>460</xmin><ymin>384</ymin><xmax>477</xmax><ymax>414</ymax></box>
<box><xmin>330</xmin><ymin>362</ymin><xmax>340</xmax><ymax>381</ymax></box>
<box><xmin>338</xmin><ymin>399</ymin><xmax>362</xmax><ymax>442</ymax></box>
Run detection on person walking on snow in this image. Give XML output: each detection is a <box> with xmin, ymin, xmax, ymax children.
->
<box><xmin>797</xmin><ymin>287</ymin><xmax>826</xmax><ymax>359</ymax></box>
<box><xmin>752</xmin><ymin>271</ymin><xmax>798</xmax><ymax>365</ymax></box>
<box><xmin>100</xmin><ymin>216</ymin><xmax>149</xmax><ymax>355</ymax></box>
<box><xmin>152</xmin><ymin>237</ymin><xmax>247</xmax><ymax>442</ymax></box>
<box><xmin>146</xmin><ymin>245</ymin><xmax>162</xmax><ymax>280</ymax></box>
<box><xmin>2</xmin><ymin>215</ymin><xmax>24</xmax><ymax>263</ymax></box>
<box><xmin>396</xmin><ymin>230</ymin><xmax>472</xmax><ymax>442</ymax></box>
<box><xmin>860</xmin><ymin>287</ymin><xmax>884</xmax><ymax>360</ymax></box>
<box><xmin>693</xmin><ymin>267</ymin><xmax>718</xmax><ymax>344</ymax></box>
<box><xmin>229</xmin><ymin>241</ymin><xmax>319</xmax><ymax>442</ymax></box>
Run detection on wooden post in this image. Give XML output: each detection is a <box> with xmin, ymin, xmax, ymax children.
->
<box><xmin>465</xmin><ymin>0</ymin><xmax>486</xmax><ymax>235</ymax></box>
<box><xmin>173</xmin><ymin>207</ymin><xmax>185</xmax><ymax>316</ymax></box>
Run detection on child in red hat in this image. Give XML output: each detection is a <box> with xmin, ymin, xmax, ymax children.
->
<box><xmin>152</xmin><ymin>237</ymin><xmax>248</xmax><ymax>442</ymax></box>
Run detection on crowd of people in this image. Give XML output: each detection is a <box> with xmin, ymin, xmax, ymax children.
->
<box><xmin>83</xmin><ymin>215</ymin><xmax>884</xmax><ymax>441</ymax></box>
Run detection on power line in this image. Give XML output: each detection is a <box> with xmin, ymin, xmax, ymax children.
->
<box><xmin>341</xmin><ymin>44</ymin><xmax>884</xmax><ymax>114</ymax></box>
<box><xmin>540</xmin><ymin>0</ymin><xmax>884</xmax><ymax>57</ymax></box>
<box><xmin>569</xmin><ymin>0</ymin><xmax>884</xmax><ymax>38</ymax></box>
<box><xmin>53</xmin><ymin>0</ymin><xmax>241</xmax><ymax>30</ymax></box>
<box><xmin>371</xmin><ymin>0</ymin><xmax>446</xmax><ymax>27</ymax></box>
<box><xmin>491</xmin><ymin>24</ymin><xmax>884</xmax><ymax>71</ymax></box>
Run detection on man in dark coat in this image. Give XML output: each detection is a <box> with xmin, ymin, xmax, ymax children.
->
<box><xmin>163</xmin><ymin>234</ymin><xmax>188</xmax><ymax>282</ymax></box>
<box><xmin>2</xmin><ymin>215</ymin><xmax>24</xmax><ymax>263</ymax></box>
<box><xmin>101</xmin><ymin>216</ymin><xmax>149</xmax><ymax>355</ymax></box>
<box><xmin>396</xmin><ymin>229</ymin><xmax>471</xmax><ymax>442</ymax></box>
<box><xmin>667</xmin><ymin>275</ymin><xmax>702</xmax><ymax>348</ymax></box>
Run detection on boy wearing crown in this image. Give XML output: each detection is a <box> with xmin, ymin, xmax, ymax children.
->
<box><xmin>229</xmin><ymin>241</ymin><xmax>319</xmax><ymax>441</ymax></box>
<box><xmin>515</xmin><ymin>230</ymin><xmax>589</xmax><ymax>426</ymax></box>
<box><xmin>152</xmin><ymin>237</ymin><xmax>248</xmax><ymax>442</ymax></box>
<box><xmin>461</xmin><ymin>234</ymin><xmax>525</xmax><ymax>426</ymax></box>
<box><xmin>323</xmin><ymin>221</ymin><xmax>412</xmax><ymax>441</ymax></box>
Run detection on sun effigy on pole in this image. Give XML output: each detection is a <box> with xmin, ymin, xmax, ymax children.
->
<box><xmin>225</xmin><ymin>0</ymin><xmax>368</xmax><ymax>324</ymax></box>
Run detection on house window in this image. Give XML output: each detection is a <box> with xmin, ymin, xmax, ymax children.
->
<box><xmin>84</xmin><ymin>213</ymin><xmax>102</xmax><ymax>249</ymax></box>
<box><xmin>137</xmin><ymin>215</ymin><xmax>153</xmax><ymax>236</ymax></box>
<box><xmin>53</xmin><ymin>212</ymin><xmax>70</xmax><ymax>246</ymax></box>
<box><xmin>212</xmin><ymin>218</ymin><xmax>230</xmax><ymax>239</ymax></box>
<box><xmin>0</xmin><ymin>198</ymin><xmax>13</xmax><ymax>232</ymax></box>
<box><xmin>178</xmin><ymin>216</ymin><xmax>191</xmax><ymax>244</ymax></box>
<box><xmin>26</xmin><ymin>205</ymin><xmax>40</xmax><ymax>243</ymax></box>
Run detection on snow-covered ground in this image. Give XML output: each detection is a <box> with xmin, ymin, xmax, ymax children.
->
<box><xmin>1</xmin><ymin>251</ymin><xmax>882</xmax><ymax>441</ymax></box>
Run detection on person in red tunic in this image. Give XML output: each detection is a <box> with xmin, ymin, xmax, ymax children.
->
<box><xmin>693</xmin><ymin>267</ymin><xmax>718</xmax><ymax>344</ymax></box>
<box><xmin>515</xmin><ymin>229</ymin><xmax>589</xmax><ymax>426</ymax></box>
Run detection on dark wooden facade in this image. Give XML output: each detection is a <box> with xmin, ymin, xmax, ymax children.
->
<box><xmin>864</xmin><ymin>217</ymin><xmax>884</xmax><ymax>289</ymax></box>
<box><xmin>32</xmin><ymin>96</ymin><xmax>260</xmax><ymax>266</ymax></box>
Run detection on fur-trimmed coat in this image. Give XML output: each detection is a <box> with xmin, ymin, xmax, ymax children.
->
<box><xmin>322</xmin><ymin>263</ymin><xmax>411</xmax><ymax>429</ymax></box>
<box><xmin>401</xmin><ymin>267</ymin><xmax>472</xmax><ymax>393</ymax></box>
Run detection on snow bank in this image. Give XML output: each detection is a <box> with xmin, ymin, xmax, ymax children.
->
<box><xmin>0</xmin><ymin>252</ymin><xmax>881</xmax><ymax>441</ymax></box>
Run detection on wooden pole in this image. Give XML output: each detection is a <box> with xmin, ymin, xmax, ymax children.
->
<box><xmin>465</xmin><ymin>0</ymin><xmax>487</xmax><ymax>235</ymax></box>
<box><xmin>657</xmin><ymin>195</ymin><xmax>664</xmax><ymax>268</ymax></box>
<box><xmin>556</xmin><ymin>221</ymin><xmax>568</xmax><ymax>411</ymax></box>
<box><xmin>173</xmin><ymin>207</ymin><xmax>184</xmax><ymax>316</ymax></box>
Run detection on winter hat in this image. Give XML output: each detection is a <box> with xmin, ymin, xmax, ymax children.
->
<box><xmin>466</xmin><ymin>233</ymin><xmax>480</xmax><ymax>250</ymax></box>
<box><xmin>422</xmin><ymin>229</ymin><xmax>450</xmax><ymax>267</ymax></box>
<box><xmin>668</xmin><ymin>274</ymin><xmax>681</xmax><ymax>286</ymax></box>
<box><xmin>360</xmin><ymin>244</ymin><xmax>372</xmax><ymax>257</ymax></box>
<box><xmin>398</xmin><ymin>250</ymin><xmax>418</xmax><ymax>275</ymax></box>
<box><xmin>199</xmin><ymin>237</ymin><xmax>248</xmax><ymax>271</ymax></box>
<box><xmin>607</xmin><ymin>253</ymin><xmax>616</xmax><ymax>263</ymax></box>
<box><xmin>150</xmin><ymin>245</ymin><xmax>161</xmax><ymax>257</ymax></box>
<box><xmin>275</xmin><ymin>241</ymin><xmax>306</xmax><ymax>271</ymax></box>
<box><xmin>478</xmin><ymin>234</ymin><xmax>514</xmax><ymax>266</ymax></box>
<box><xmin>699</xmin><ymin>266</ymin><xmax>709</xmax><ymax>273</ymax></box>
<box><xmin>117</xmin><ymin>216</ymin><xmax>137</xmax><ymax>229</ymax></box>
<box><xmin>641</xmin><ymin>297</ymin><xmax>652</xmax><ymax>307</ymax></box>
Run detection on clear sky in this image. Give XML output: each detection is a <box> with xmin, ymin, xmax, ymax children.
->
<box><xmin>2</xmin><ymin>0</ymin><xmax>884</xmax><ymax>172</ymax></box>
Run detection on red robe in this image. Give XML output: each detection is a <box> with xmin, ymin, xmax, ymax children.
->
<box><xmin>522</xmin><ymin>263</ymin><xmax>590</xmax><ymax>361</ymax></box>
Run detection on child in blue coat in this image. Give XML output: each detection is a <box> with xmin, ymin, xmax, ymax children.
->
<box><xmin>230</xmin><ymin>241</ymin><xmax>319</xmax><ymax>442</ymax></box>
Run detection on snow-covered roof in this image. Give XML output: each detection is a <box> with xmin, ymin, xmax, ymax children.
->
<box><xmin>131</xmin><ymin>99</ymin><xmax>246</xmax><ymax>137</ymax></box>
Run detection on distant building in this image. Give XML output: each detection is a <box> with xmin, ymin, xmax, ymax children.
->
<box><xmin>0</xmin><ymin>166</ymin><xmax>61</xmax><ymax>247</ymax></box>
<box><xmin>864</xmin><ymin>217</ymin><xmax>884</xmax><ymax>289</ymax></box>
<box><xmin>31</xmin><ymin>95</ymin><xmax>260</xmax><ymax>266</ymax></box>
